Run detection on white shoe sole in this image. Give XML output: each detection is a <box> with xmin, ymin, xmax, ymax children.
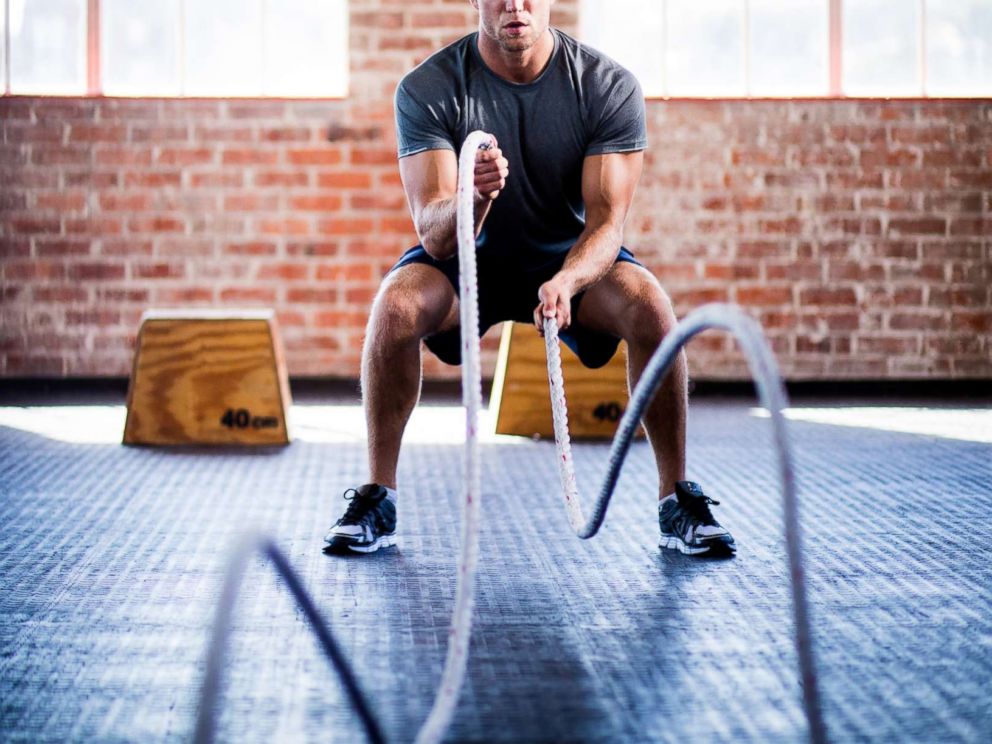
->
<box><xmin>344</xmin><ymin>534</ymin><xmax>396</xmax><ymax>554</ymax></box>
<box><xmin>659</xmin><ymin>534</ymin><xmax>734</xmax><ymax>556</ymax></box>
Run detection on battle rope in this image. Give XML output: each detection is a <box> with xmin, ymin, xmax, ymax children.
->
<box><xmin>194</xmin><ymin>130</ymin><xmax>827</xmax><ymax>744</ymax></box>
<box><xmin>543</xmin><ymin>309</ymin><xmax>826</xmax><ymax>743</ymax></box>
<box><xmin>192</xmin><ymin>536</ymin><xmax>385</xmax><ymax>744</ymax></box>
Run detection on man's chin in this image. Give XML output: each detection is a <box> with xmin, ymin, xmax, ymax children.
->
<box><xmin>498</xmin><ymin>32</ymin><xmax>537</xmax><ymax>52</ymax></box>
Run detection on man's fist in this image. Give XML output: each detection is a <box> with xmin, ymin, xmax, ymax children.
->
<box><xmin>534</xmin><ymin>276</ymin><xmax>573</xmax><ymax>335</ymax></box>
<box><xmin>474</xmin><ymin>136</ymin><xmax>509</xmax><ymax>202</ymax></box>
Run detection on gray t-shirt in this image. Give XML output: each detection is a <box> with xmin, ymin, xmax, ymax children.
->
<box><xmin>394</xmin><ymin>28</ymin><xmax>647</xmax><ymax>266</ymax></box>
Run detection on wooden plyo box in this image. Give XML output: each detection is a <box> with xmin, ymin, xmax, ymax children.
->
<box><xmin>123</xmin><ymin>309</ymin><xmax>292</xmax><ymax>446</ymax></box>
<box><xmin>489</xmin><ymin>321</ymin><xmax>643</xmax><ymax>440</ymax></box>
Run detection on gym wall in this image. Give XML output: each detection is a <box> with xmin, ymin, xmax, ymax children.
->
<box><xmin>1</xmin><ymin>0</ymin><xmax>989</xmax><ymax>381</ymax></box>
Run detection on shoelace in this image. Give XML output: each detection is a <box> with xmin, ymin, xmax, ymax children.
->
<box><xmin>339</xmin><ymin>489</ymin><xmax>380</xmax><ymax>526</ymax></box>
<box><xmin>683</xmin><ymin>495</ymin><xmax>721</xmax><ymax>526</ymax></box>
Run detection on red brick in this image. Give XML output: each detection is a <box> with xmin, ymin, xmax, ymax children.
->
<box><xmin>94</xmin><ymin>288</ymin><xmax>149</xmax><ymax>303</ymax></box>
<box><xmin>65</xmin><ymin>171</ymin><xmax>120</xmax><ymax>188</ymax></box>
<box><xmin>287</xmin><ymin>241</ymin><xmax>340</xmax><ymax>256</ymax></box>
<box><xmin>65</xmin><ymin>309</ymin><xmax>122</xmax><ymax>326</ymax></box>
<box><xmin>100</xmin><ymin>239</ymin><xmax>153</xmax><ymax>256</ymax></box>
<box><xmin>258</xmin><ymin>218</ymin><xmax>311</xmax><ymax>236</ymax></box>
<box><xmin>0</xmin><ymin>238</ymin><xmax>31</xmax><ymax>258</ymax></box>
<box><xmin>856</xmin><ymin>336</ymin><xmax>919</xmax><ymax>355</ymax></box>
<box><xmin>156</xmin><ymin>148</ymin><xmax>214</xmax><ymax>166</ymax></box>
<box><xmin>318</xmin><ymin>172</ymin><xmax>374</xmax><ymax>189</ymax></box>
<box><xmin>31</xmin><ymin>147</ymin><xmax>91</xmax><ymax>166</ymax></box>
<box><xmin>261</xmin><ymin>127</ymin><xmax>311</xmax><ymax>142</ymax></box>
<box><xmin>287</xmin><ymin>148</ymin><xmax>344</xmax><ymax>165</ymax></box>
<box><xmin>224</xmin><ymin>242</ymin><xmax>278</xmax><ymax>256</ymax></box>
<box><xmin>68</xmin><ymin>262</ymin><xmax>125</xmax><ymax>281</ymax></box>
<box><xmin>379</xmin><ymin>216</ymin><xmax>415</xmax><ymax>234</ymax></box>
<box><xmin>99</xmin><ymin>193</ymin><xmax>151</xmax><ymax>211</ymax></box>
<box><xmin>256</xmin><ymin>263</ymin><xmax>309</xmax><ymax>280</ymax></box>
<box><xmin>69</xmin><ymin>124</ymin><xmax>127</xmax><ymax>143</ymax></box>
<box><xmin>889</xmin><ymin>313</ymin><xmax>946</xmax><ymax>331</ymax></box>
<box><xmin>10</xmin><ymin>217</ymin><xmax>61</xmax><ymax>234</ymax></box>
<box><xmin>313</xmin><ymin>310</ymin><xmax>368</xmax><ymax>328</ymax></box>
<box><xmin>153</xmin><ymin>287</ymin><xmax>215</xmax><ymax>303</ymax></box>
<box><xmin>736</xmin><ymin>286</ymin><xmax>792</xmax><ymax>305</ymax></box>
<box><xmin>219</xmin><ymin>288</ymin><xmax>278</xmax><ymax>303</ymax></box>
<box><xmin>131</xmin><ymin>125</ymin><xmax>189</xmax><ymax>142</ymax></box>
<box><xmin>190</xmin><ymin>171</ymin><xmax>244</xmax><ymax>188</ymax></box>
<box><xmin>35</xmin><ymin>239</ymin><xmax>92</xmax><ymax>257</ymax></box>
<box><xmin>133</xmin><ymin>262</ymin><xmax>186</xmax><ymax>279</ymax></box>
<box><xmin>255</xmin><ymin>170</ymin><xmax>310</xmax><ymax>187</ymax></box>
<box><xmin>95</xmin><ymin>147</ymin><xmax>153</xmax><ymax>166</ymax></box>
<box><xmin>948</xmin><ymin>217</ymin><xmax>992</xmax><ymax>237</ymax></box>
<box><xmin>223</xmin><ymin>193</ymin><xmax>279</xmax><ymax>211</ymax></box>
<box><xmin>128</xmin><ymin>216</ymin><xmax>186</xmax><ymax>233</ymax></box>
<box><xmin>194</xmin><ymin>126</ymin><xmax>253</xmax><ymax>142</ymax></box>
<box><xmin>315</xmin><ymin>264</ymin><xmax>374</xmax><ymax>282</ymax></box>
<box><xmin>887</xmin><ymin>218</ymin><xmax>946</xmax><ymax>237</ymax></box>
<box><xmin>351</xmin><ymin>147</ymin><xmax>396</xmax><ymax>165</ymax></box>
<box><xmin>222</xmin><ymin>149</ymin><xmax>279</xmax><ymax>166</ymax></box>
<box><xmin>286</xmin><ymin>288</ymin><xmax>339</xmax><ymax>303</ymax></box>
<box><xmin>32</xmin><ymin>286</ymin><xmax>89</xmax><ymax>302</ymax></box>
<box><xmin>799</xmin><ymin>287</ymin><xmax>857</xmax><ymax>306</ymax></box>
<box><xmin>289</xmin><ymin>195</ymin><xmax>344</xmax><ymax>212</ymax></box>
<box><xmin>317</xmin><ymin>218</ymin><xmax>375</xmax><ymax>235</ymax></box>
<box><xmin>125</xmin><ymin>171</ymin><xmax>182</xmax><ymax>188</ymax></box>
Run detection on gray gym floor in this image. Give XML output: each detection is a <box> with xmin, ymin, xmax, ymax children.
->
<box><xmin>1</xmin><ymin>387</ymin><xmax>990</xmax><ymax>743</ymax></box>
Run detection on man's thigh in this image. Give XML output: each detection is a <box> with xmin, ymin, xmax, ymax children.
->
<box><xmin>376</xmin><ymin>261</ymin><xmax>460</xmax><ymax>338</ymax></box>
<box><xmin>574</xmin><ymin>261</ymin><xmax>671</xmax><ymax>339</ymax></box>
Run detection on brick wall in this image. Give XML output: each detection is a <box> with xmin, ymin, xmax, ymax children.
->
<box><xmin>1</xmin><ymin>0</ymin><xmax>990</xmax><ymax>381</ymax></box>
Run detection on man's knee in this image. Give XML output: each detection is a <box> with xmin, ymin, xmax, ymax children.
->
<box><xmin>607</xmin><ymin>269</ymin><xmax>677</xmax><ymax>348</ymax></box>
<box><xmin>622</xmin><ymin>290</ymin><xmax>676</xmax><ymax>348</ymax></box>
<box><xmin>368</xmin><ymin>265</ymin><xmax>456</xmax><ymax>343</ymax></box>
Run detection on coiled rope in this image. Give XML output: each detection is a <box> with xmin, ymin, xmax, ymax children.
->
<box><xmin>194</xmin><ymin>131</ymin><xmax>827</xmax><ymax>744</ymax></box>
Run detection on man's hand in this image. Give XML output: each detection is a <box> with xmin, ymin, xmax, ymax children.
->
<box><xmin>534</xmin><ymin>275</ymin><xmax>574</xmax><ymax>335</ymax></box>
<box><xmin>474</xmin><ymin>137</ymin><xmax>509</xmax><ymax>202</ymax></box>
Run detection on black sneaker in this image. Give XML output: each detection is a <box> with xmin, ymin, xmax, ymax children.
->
<box><xmin>323</xmin><ymin>484</ymin><xmax>397</xmax><ymax>554</ymax></box>
<box><xmin>658</xmin><ymin>481</ymin><xmax>736</xmax><ymax>556</ymax></box>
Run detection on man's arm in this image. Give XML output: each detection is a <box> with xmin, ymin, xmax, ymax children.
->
<box><xmin>534</xmin><ymin>150</ymin><xmax>644</xmax><ymax>332</ymax></box>
<box><xmin>398</xmin><ymin>141</ymin><xmax>509</xmax><ymax>261</ymax></box>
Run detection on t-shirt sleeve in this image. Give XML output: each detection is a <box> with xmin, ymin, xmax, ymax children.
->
<box><xmin>394</xmin><ymin>77</ymin><xmax>456</xmax><ymax>158</ymax></box>
<box><xmin>586</xmin><ymin>69</ymin><xmax>647</xmax><ymax>156</ymax></box>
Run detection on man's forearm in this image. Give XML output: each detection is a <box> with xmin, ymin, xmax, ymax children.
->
<box><xmin>556</xmin><ymin>221</ymin><xmax>624</xmax><ymax>294</ymax></box>
<box><xmin>417</xmin><ymin>197</ymin><xmax>494</xmax><ymax>261</ymax></box>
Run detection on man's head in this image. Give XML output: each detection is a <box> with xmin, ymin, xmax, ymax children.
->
<box><xmin>470</xmin><ymin>0</ymin><xmax>555</xmax><ymax>54</ymax></box>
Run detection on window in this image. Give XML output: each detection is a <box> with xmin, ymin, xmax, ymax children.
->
<box><xmin>580</xmin><ymin>0</ymin><xmax>992</xmax><ymax>98</ymax></box>
<box><xmin>2</xmin><ymin>0</ymin><xmax>347</xmax><ymax>97</ymax></box>
<box><xmin>7</xmin><ymin>0</ymin><xmax>87</xmax><ymax>94</ymax></box>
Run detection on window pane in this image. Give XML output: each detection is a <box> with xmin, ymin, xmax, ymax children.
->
<box><xmin>927</xmin><ymin>0</ymin><xmax>992</xmax><ymax>96</ymax></box>
<box><xmin>184</xmin><ymin>0</ymin><xmax>263</xmax><ymax>96</ymax></box>
<box><xmin>9</xmin><ymin>0</ymin><xmax>86</xmax><ymax>94</ymax></box>
<box><xmin>580</xmin><ymin>0</ymin><xmax>663</xmax><ymax>96</ymax></box>
<box><xmin>102</xmin><ymin>0</ymin><xmax>180</xmax><ymax>96</ymax></box>
<box><xmin>749</xmin><ymin>0</ymin><xmax>828</xmax><ymax>96</ymax></box>
<box><xmin>667</xmin><ymin>0</ymin><xmax>745</xmax><ymax>96</ymax></box>
<box><xmin>844</xmin><ymin>0</ymin><xmax>920</xmax><ymax>96</ymax></box>
<box><xmin>264</xmin><ymin>0</ymin><xmax>347</xmax><ymax>97</ymax></box>
<box><xmin>2</xmin><ymin>2</ymin><xmax>7</xmax><ymax>92</ymax></box>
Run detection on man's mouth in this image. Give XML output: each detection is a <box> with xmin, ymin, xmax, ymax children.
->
<box><xmin>504</xmin><ymin>21</ymin><xmax>528</xmax><ymax>30</ymax></box>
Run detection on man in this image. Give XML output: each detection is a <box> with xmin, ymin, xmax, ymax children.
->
<box><xmin>324</xmin><ymin>0</ymin><xmax>735</xmax><ymax>557</ymax></box>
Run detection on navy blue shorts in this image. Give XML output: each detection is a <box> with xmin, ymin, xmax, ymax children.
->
<box><xmin>388</xmin><ymin>245</ymin><xmax>642</xmax><ymax>369</ymax></box>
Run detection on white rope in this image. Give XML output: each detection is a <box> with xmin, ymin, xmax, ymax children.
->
<box><xmin>543</xmin><ymin>318</ymin><xmax>584</xmax><ymax>532</ymax></box>
<box><xmin>413</xmin><ymin>129</ymin><xmax>492</xmax><ymax>744</ymax></box>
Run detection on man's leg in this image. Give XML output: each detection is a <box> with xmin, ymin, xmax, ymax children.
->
<box><xmin>573</xmin><ymin>262</ymin><xmax>686</xmax><ymax>500</ymax></box>
<box><xmin>362</xmin><ymin>263</ymin><xmax>459</xmax><ymax>489</ymax></box>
